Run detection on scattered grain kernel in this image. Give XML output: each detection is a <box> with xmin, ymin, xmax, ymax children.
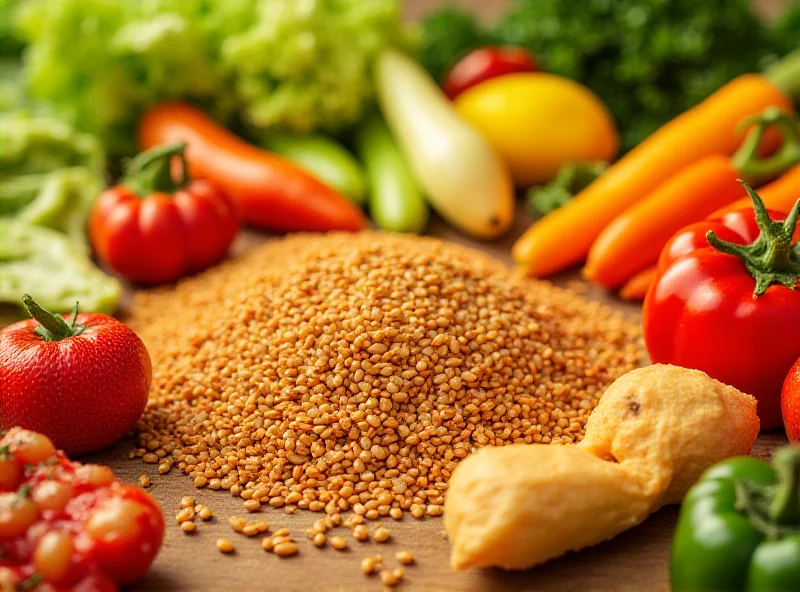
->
<box><xmin>261</xmin><ymin>537</ymin><xmax>275</xmax><ymax>552</ymax></box>
<box><xmin>198</xmin><ymin>507</ymin><xmax>213</xmax><ymax>521</ymax></box>
<box><xmin>274</xmin><ymin>541</ymin><xmax>299</xmax><ymax>558</ymax></box>
<box><xmin>175</xmin><ymin>507</ymin><xmax>195</xmax><ymax>524</ymax></box>
<box><xmin>180</xmin><ymin>496</ymin><xmax>195</xmax><ymax>508</ymax></box>
<box><xmin>274</xmin><ymin>528</ymin><xmax>291</xmax><ymax>538</ymax></box>
<box><xmin>312</xmin><ymin>533</ymin><xmax>326</xmax><ymax>548</ymax></box>
<box><xmin>228</xmin><ymin>516</ymin><xmax>246</xmax><ymax>532</ymax></box>
<box><xmin>312</xmin><ymin>519</ymin><xmax>328</xmax><ymax>533</ymax></box>
<box><xmin>426</xmin><ymin>504</ymin><xmax>443</xmax><ymax>517</ymax></box>
<box><xmin>361</xmin><ymin>556</ymin><xmax>377</xmax><ymax>575</ymax></box>
<box><xmin>396</xmin><ymin>550</ymin><xmax>414</xmax><ymax>565</ymax></box>
<box><xmin>389</xmin><ymin>508</ymin><xmax>403</xmax><ymax>521</ymax></box>
<box><xmin>131</xmin><ymin>233</ymin><xmax>643</xmax><ymax>523</ymax></box>
<box><xmin>242</xmin><ymin>525</ymin><xmax>259</xmax><ymax>537</ymax></box>
<box><xmin>138</xmin><ymin>475</ymin><xmax>151</xmax><ymax>488</ymax></box>
<box><xmin>216</xmin><ymin>539</ymin><xmax>234</xmax><ymax>554</ymax></box>
<box><xmin>393</xmin><ymin>567</ymin><xmax>405</xmax><ymax>580</ymax></box>
<box><xmin>374</xmin><ymin>527</ymin><xmax>391</xmax><ymax>543</ymax></box>
<box><xmin>330</xmin><ymin>536</ymin><xmax>347</xmax><ymax>550</ymax></box>
<box><xmin>180</xmin><ymin>521</ymin><xmax>196</xmax><ymax>533</ymax></box>
<box><xmin>380</xmin><ymin>570</ymin><xmax>398</xmax><ymax>587</ymax></box>
<box><xmin>253</xmin><ymin>520</ymin><xmax>270</xmax><ymax>533</ymax></box>
<box><xmin>244</xmin><ymin>499</ymin><xmax>261</xmax><ymax>513</ymax></box>
<box><xmin>353</xmin><ymin>524</ymin><xmax>369</xmax><ymax>542</ymax></box>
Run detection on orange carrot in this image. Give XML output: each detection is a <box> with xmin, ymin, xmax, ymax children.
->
<box><xmin>512</xmin><ymin>52</ymin><xmax>800</xmax><ymax>277</ymax></box>
<box><xmin>619</xmin><ymin>266</ymin><xmax>657</xmax><ymax>302</ymax></box>
<box><xmin>584</xmin><ymin>110</ymin><xmax>800</xmax><ymax>288</ymax></box>
<box><xmin>583</xmin><ymin>156</ymin><xmax>742</xmax><ymax>288</ymax></box>
<box><xmin>712</xmin><ymin>163</ymin><xmax>800</xmax><ymax>217</ymax></box>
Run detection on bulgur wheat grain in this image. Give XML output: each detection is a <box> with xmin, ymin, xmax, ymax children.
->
<box><xmin>130</xmin><ymin>233</ymin><xmax>642</xmax><ymax>516</ymax></box>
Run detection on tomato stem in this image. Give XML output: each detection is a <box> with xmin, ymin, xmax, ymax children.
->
<box><xmin>123</xmin><ymin>142</ymin><xmax>190</xmax><ymax>197</ymax></box>
<box><xmin>22</xmin><ymin>295</ymin><xmax>85</xmax><ymax>342</ymax></box>
<box><xmin>707</xmin><ymin>182</ymin><xmax>800</xmax><ymax>296</ymax></box>
<box><xmin>731</xmin><ymin>108</ymin><xmax>800</xmax><ymax>186</ymax></box>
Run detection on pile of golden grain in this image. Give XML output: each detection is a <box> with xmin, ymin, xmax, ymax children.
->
<box><xmin>130</xmin><ymin>232</ymin><xmax>643</xmax><ymax>519</ymax></box>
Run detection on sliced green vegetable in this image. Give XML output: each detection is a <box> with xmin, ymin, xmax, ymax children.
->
<box><xmin>0</xmin><ymin>114</ymin><xmax>103</xmax><ymax>176</ymax></box>
<box><xmin>259</xmin><ymin>132</ymin><xmax>366</xmax><ymax>205</ymax></box>
<box><xmin>526</xmin><ymin>162</ymin><xmax>607</xmax><ymax>216</ymax></box>
<box><xmin>354</xmin><ymin>113</ymin><xmax>428</xmax><ymax>234</ymax></box>
<box><xmin>0</xmin><ymin>220</ymin><xmax>121</xmax><ymax>314</ymax></box>
<box><xmin>14</xmin><ymin>167</ymin><xmax>103</xmax><ymax>245</ymax></box>
<box><xmin>0</xmin><ymin>113</ymin><xmax>105</xmax><ymax>244</ymax></box>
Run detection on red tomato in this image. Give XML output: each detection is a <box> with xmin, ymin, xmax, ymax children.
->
<box><xmin>644</xmin><ymin>185</ymin><xmax>800</xmax><ymax>430</ymax></box>
<box><xmin>0</xmin><ymin>296</ymin><xmax>151</xmax><ymax>455</ymax></box>
<box><xmin>443</xmin><ymin>46</ymin><xmax>538</xmax><ymax>100</ymax></box>
<box><xmin>90</xmin><ymin>142</ymin><xmax>239</xmax><ymax>285</ymax></box>
<box><xmin>782</xmin><ymin>358</ymin><xmax>800</xmax><ymax>441</ymax></box>
<box><xmin>0</xmin><ymin>428</ymin><xmax>164</xmax><ymax>590</ymax></box>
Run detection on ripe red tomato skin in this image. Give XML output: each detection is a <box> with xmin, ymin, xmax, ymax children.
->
<box><xmin>443</xmin><ymin>46</ymin><xmax>539</xmax><ymax>100</ymax></box>
<box><xmin>90</xmin><ymin>179</ymin><xmax>238</xmax><ymax>285</ymax></box>
<box><xmin>782</xmin><ymin>359</ymin><xmax>800</xmax><ymax>442</ymax></box>
<box><xmin>0</xmin><ymin>314</ymin><xmax>152</xmax><ymax>455</ymax></box>
<box><xmin>90</xmin><ymin>487</ymin><xmax>165</xmax><ymax>585</ymax></box>
<box><xmin>644</xmin><ymin>208</ymin><xmax>800</xmax><ymax>431</ymax></box>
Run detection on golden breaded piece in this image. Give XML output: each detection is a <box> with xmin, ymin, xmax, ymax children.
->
<box><xmin>445</xmin><ymin>364</ymin><xmax>759</xmax><ymax>571</ymax></box>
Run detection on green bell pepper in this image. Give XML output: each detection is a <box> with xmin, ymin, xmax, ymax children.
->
<box><xmin>672</xmin><ymin>447</ymin><xmax>800</xmax><ymax>592</ymax></box>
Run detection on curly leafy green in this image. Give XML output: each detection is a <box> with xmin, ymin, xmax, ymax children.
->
<box><xmin>223</xmin><ymin>0</ymin><xmax>404</xmax><ymax>134</ymax></box>
<box><xmin>416</xmin><ymin>6</ymin><xmax>489</xmax><ymax>83</ymax></box>
<box><xmin>420</xmin><ymin>0</ymin><xmax>785</xmax><ymax>152</ymax></box>
<box><xmin>773</xmin><ymin>1</ymin><xmax>800</xmax><ymax>55</ymax></box>
<box><xmin>12</xmin><ymin>0</ymin><xmax>404</xmax><ymax>155</ymax></box>
<box><xmin>526</xmin><ymin>162</ymin><xmax>608</xmax><ymax>216</ymax></box>
<box><xmin>15</xmin><ymin>0</ymin><xmax>235</xmax><ymax>156</ymax></box>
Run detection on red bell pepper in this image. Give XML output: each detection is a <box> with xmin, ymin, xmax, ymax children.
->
<box><xmin>644</xmin><ymin>183</ymin><xmax>800</xmax><ymax>430</ymax></box>
<box><xmin>90</xmin><ymin>142</ymin><xmax>239</xmax><ymax>285</ymax></box>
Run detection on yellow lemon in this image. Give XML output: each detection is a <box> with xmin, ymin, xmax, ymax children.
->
<box><xmin>454</xmin><ymin>72</ymin><xmax>618</xmax><ymax>186</ymax></box>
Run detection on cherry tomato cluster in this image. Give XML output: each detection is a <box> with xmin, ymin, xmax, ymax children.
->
<box><xmin>0</xmin><ymin>428</ymin><xmax>164</xmax><ymax>591</ymax></box>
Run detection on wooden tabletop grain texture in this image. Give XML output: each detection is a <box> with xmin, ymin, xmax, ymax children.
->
<box><xmin>50</xmin><ymin>0</ymin><xmax>796</xmax><ymax>590</ymax></box>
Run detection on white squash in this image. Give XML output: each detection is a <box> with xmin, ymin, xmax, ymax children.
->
<box><xmin>374</xmin><ymin>49</ymin><xmax>514</xmax><ymax>239</ymax></box>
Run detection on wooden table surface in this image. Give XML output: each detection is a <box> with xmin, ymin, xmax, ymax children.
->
<box><xmin>20</xmin><ymin>0</ymin><xmax>792</xmax><ymax>590</ymax></box>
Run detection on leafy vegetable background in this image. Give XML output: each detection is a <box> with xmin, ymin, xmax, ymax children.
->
<box><xmin>420</xmin><ymin>0</ymin><xmax>800</xmax><ymax>151</ymax></box>
<box><xmin>2</xmin><ymin>0</ymin><xmax>404</xmax><ymax>156</ymax></box>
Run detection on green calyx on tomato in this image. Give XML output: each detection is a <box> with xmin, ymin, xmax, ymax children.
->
<box><xmin>122</xmin><ymin>141</ymin><xmax>190</xmax><ymax>197</ymax></box>
<box><xmin>672</xmin><ymin>448</ymin><xmax>800</xmax><ymax>592</ymax></box>
<box><xmin>706</xmin><ymin>182</ymin><xmax>800</xmax><ymax>296</ymax></box>
<box><xmin>21</xmin><ymin>294</ymin><xmax>85</xmax><ymax>342</ymax></box>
